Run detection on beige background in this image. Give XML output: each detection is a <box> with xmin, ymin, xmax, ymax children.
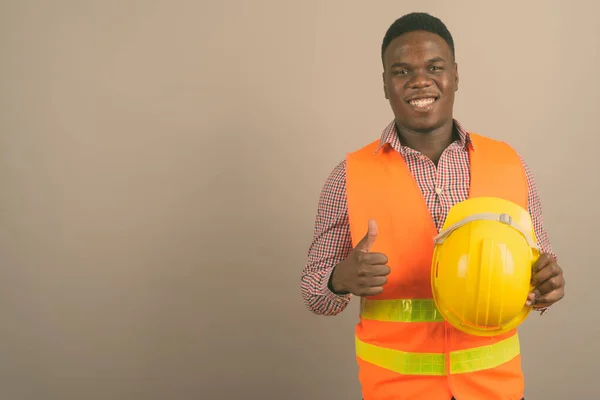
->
<box><xmin>1</xmin><ymin>0</ymin><xmax>598</xmax><ymax>399</ymax></box>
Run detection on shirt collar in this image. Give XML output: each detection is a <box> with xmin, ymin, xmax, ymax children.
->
<box><xmin>374</xmin><ymin>119</ymin><xmax>474</xmax><ymax>155</ymax></box>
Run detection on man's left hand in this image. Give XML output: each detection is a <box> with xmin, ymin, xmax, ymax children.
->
<box><xmin>526</xmin><ymin>253</ymin><xmax>565</xmax><ymax>308</ymax></box>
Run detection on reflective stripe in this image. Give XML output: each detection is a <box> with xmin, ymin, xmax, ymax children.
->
<box><xmin>360</xmin><ymin>298</ymin><xmax>444</xmax><ymax>322</ymax></box>
<box><xmin>450</xmin><ymin>333</ymin><xmax>520</xmax><ymax>374</ymax></box>
<box><xmin>355</xmin><ymin>333</ymin><xmax>520</xmax><ymax>375</ymax></box>
<box><xmin>356</xmin><ymin>337</ymin><xmax>445</xmax><ymax>375</ymax></box>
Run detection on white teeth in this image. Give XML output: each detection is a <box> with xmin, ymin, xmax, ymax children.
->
<box><xmin>409</xmin><ymin>98</ymin><xmax>436</xmax><ymax>107</ymax></box>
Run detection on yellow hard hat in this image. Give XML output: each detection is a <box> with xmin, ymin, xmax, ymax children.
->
<box><xmin>431</xmin><ymin>197</ymin><xmax>540</xmax><ymax>337</ymax></box>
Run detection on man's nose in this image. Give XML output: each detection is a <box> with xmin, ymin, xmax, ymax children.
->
<box><xmin>408</xmin><ymin>71</ymin><xmax>432</xmax><ymax>88</ymax></box>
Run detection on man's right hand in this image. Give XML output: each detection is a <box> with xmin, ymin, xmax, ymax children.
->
<box><xmin>330</xmin><ymin>219</ymin><xmax>391</xmax><ymax>296</ymax></box>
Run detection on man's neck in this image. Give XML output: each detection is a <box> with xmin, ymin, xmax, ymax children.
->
<box><xmin>395</xmin><ymin>120</ymin><xmax>457</xmax><ymax>165</ymax></box>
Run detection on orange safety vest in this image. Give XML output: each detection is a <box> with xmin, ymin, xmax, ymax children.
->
<box><xmin>345</xmin><ymin>133</ymin><xmax>529</xmax><ymax>400</ymax></box>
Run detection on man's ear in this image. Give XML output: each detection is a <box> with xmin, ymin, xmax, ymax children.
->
<box><xmin>454</xmin><ymin>63</ymin><xmax>459</xmax><ymax>92</ymax></box>
<box><xmin>382</xmin><ymin>71</ymin><xmax>389</xmax><ymax>99</ymax></box>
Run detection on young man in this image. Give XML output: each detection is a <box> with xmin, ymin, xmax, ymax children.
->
<box><xmin>301</xmin><ymin>12</ymin><xmax>565</xmax><ymax>400</ymax></box>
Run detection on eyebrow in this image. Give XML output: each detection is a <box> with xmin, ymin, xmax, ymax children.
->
<box><xmin>390</xmin><ymin>57</ymin><xmax>447</xmax><ymax>68</ymax></box>
<box><xmin>427</xmin><ymin>57</ymin><xmax>447</xmax><ymax>63</ymax></box>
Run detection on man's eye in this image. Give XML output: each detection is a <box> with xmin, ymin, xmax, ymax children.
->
<box><xmin>430</xmin><ymin>66</ymin><xmax>443</xmax><ymax>71</ymax></box>
<box><xmin>393</xmin><ymin>70</ymin><xmax>408</xmax><ymax>75</ymax></box>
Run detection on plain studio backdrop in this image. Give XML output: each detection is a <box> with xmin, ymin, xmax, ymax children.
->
<box><xmin>1</xmin><ymin>0</ymin><xmax>598</xmax><ymax>399</ymax></box>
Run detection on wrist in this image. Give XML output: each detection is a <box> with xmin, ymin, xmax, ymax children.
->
<box><xmin>328</xmin><ymin>264</ymin><xmax>349</xmax><ymax>295</ymax></box>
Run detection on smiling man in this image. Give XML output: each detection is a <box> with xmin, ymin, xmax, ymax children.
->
<box><xmin>301</xmin><ymin>12</ymin><xmax>565</xmax><ymax>400</ymax></box>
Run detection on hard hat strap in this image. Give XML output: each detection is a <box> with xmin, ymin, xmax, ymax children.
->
<box><xmin>433</xmin><ymin>212</ymin><xmax>540</xmax><ymax>251</ymax></box>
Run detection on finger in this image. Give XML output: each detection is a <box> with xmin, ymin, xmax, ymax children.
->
<box><xmin>526</xmin><ymin>277</ymin><xmax>565</xmax><ymax>307</ymax></box>
<box><xmin>358</xmin><ymin>264</ymin><xmax>391</xmax><ymax>277</ymax></box>
<box><xmin>360</xmin><ymin>275</ymin><xmax>388</xmax><ymax>288</ymax></box>
<box><xmin>361</xmin><ymin>252</ymin><xmax>388</xmax><ymax>265</ymax></box>
<box><xmin>535</xmin><ymin>275</ymin><xmax>564</xmax><ymax>296</ymax></box>
<box><xmin>533</xmin><ymin>289</ymin><xmax>564</xmax><ymax>307</ymax></box>
<box><xmin>526</xmin><ymin>289</ymin><xmax>541</xmax><ymax>306</ymax></box>
<box><xmin>531</xmin><ymin>262</ymin><xmax>561</xmax><ymax>287</ymax></box>
<box><xmin>358</xmin><ymin>286</ymin><xmax>385</xmax><ymax>297</ymax></box>
<box><xmin>531</xmin><ymin>268</ymin><xmax>555</xmax><ymax>288</ymax></box>
<box><xmin>532</xmin><ymin>253</ymin><xmax>555</xmax><ymax>273</ymax></box>
<box><xmin>525</xmin><ymin>292</ymin><xmax>536</xmax><ymax>306</ymax></box>
<box><xmin>355</xmin><ymin>219</ymin><xmax>378</xmax><ymax>252</ymax></box>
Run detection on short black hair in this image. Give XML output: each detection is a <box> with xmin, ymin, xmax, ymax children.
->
<box><xmin>381</xmin><ymin>12</ymin><xmax>455</xmax><ymax>64</ymax></box>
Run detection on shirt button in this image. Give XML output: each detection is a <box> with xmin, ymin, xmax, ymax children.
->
<box><xmin>419</xmin><ymin>154</ymin><xmax>427</xmax><ymax>161</ymax></box>
<box><xmin>435</xmin><ymin>187</ymin><xmax>443</xmax><ymax>195</ymax></box>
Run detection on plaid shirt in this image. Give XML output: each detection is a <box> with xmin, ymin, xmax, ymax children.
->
<box><xmin>301</xmin><ymin>119</ymin><xmax>555</xmax><ymax>316</ymax></box>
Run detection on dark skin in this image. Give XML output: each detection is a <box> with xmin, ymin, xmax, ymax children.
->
<box><xmin>332</xmin><ymin>30</ymin><xmax>565</xmax><ymax>310</ymax></box>
<box><xmin>527</xmin><ymin>253</ymin><xmax>565</xmax><ymax>308</ymax></box>
<box><xmin>382</xmin><ymin>30</ymin><xmax>458</xmax><ymax>164</ymax></box>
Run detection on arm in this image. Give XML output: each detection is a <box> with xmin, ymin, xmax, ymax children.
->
<box><xmin>301</xmin><ymin>160</ymin><xmax>354</xmax><ymax>316</ymax></box>
<box><xmin>519</xmin><ymin>154</ymin><xmax>557</xmax><ymax>313</ymax></box>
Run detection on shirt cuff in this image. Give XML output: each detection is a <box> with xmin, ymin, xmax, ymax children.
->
<box><xmin>534</xmin><ymin>305</ymin><xmax>551</xmax><ymax>315</ymax></box>
<box><xmin>322</xmin><ymin>266</ymin><xmax>353</xmax><ymax>304</ymax></box>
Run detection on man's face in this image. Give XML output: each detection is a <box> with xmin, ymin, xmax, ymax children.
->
<box><xmin>382</xmin><ymin>30</ymin><xmax>459</xmax><ymax>133</ymax></box>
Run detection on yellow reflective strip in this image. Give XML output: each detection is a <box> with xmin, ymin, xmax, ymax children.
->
<box><xmin>360</xmin><ymin>298</ymin><xmax>444</xmax><ymax>322</ymax></box>
<box><xmin>355</xmin><ymin>336</ymin><xmax>446</xmax><ymax>376</ymax></box>
<box><xmin>355</xmin><ymin>334</ymin><xmax>520</xmax><ymax>376</ymax></box>
<box><xmin>450</xmin><ymin>333</ymin><xmax>520</xmax><ymax>374</ymax></box>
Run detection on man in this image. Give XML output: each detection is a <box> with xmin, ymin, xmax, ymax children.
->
<box><xmin>301</xmin><ymin>12</ymin><xmax>565</xmax><ymax>400</ymax></box>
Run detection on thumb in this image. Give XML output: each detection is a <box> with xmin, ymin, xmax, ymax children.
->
<box><xmin>356</xmin><ymin>219</ymin><xmax>378</xmax><ymax>252</ymax></box>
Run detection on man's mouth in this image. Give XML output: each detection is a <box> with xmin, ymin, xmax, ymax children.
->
<box><xmin>408</xmin><ymin>97</ymin><xmax>438</xmax><ymax>108</ymax></box>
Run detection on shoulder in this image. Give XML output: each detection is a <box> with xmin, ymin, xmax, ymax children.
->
<box><xmin>345</xmin><ymin>139</ymin><xmax>383</xmax><ymax>165</ymax></box>
<box><xmin>474</xmin><ymin>133</ymin><xmax>534</xmax><ymax>177</ymax></box>
<box><xmin>324</xmin><ymin>159</ymin><xmax>346</xmax><ymax>187</ymax></box>
<box><xmin>468</xmin><ymin>132</ymin><xmax>528</xmax><ymax>166</ymax></box>
<box><xmin>320</xmin><ymin>138</ymin><xmax>382</xmax><ymax>199</ymax></box>
<box><xmin>472</xmin><ymin>133</ymin><xmax>539</xmax><ymax>202</ymax></box>
<box><xmin>324</xmin><ymin>138</ymin><xmax>381</xmax><ymax>181</ymax></box>
<box><xmin>468</xmin><ymin>131</ymin><xmax>514</xmax><ymax>149</ymax></box>
<box><xmin>317</xmin><ymin>160</ymin><xmax>347</xmax><ymax>207</ymax></box>
<box><xmin>514</xmin><ymin>152</ymin><xmax>538</xmax><ymax>198</ymax></box>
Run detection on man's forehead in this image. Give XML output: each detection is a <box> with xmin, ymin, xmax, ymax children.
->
<box><xmin>384</xmin><ymin>32</ymin><xmax>451</xmax><ymax>62</ymax></box>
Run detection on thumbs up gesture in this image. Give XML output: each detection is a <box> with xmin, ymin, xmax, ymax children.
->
<box><xmin>330</xmin><ymin>219</ymin><xmax>391</xmax><ymax>296</ymax></box>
